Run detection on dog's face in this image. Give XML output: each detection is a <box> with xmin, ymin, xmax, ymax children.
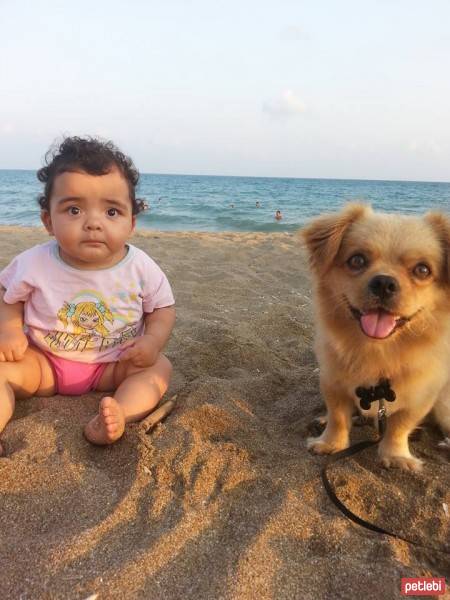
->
<box><xmin>302</xmin><ymin>204</ymin><xmax>450</xmax><ymax>341</ymax></box>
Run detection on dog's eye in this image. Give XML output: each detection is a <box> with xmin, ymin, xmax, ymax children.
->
<box><xmin>347</xmin><ymin>254</ymin><xmax>367</xmax><ymax>271</ymax></box>
<box><xmin>413</xmin><ymin>263</ymin><xmax>431</xmax><ymax>279</ymax></box>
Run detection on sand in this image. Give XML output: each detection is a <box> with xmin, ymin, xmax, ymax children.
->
<box><xmin>0</xmin><ymin>226</ymin><xmax>448</xmax><ymax>600</ymax></box>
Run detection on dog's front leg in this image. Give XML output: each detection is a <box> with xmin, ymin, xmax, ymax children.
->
<box><xmin>378</xmin><ymin>409</ymin><xmax>425</xmax><ymax>471</ymax></box>
<box><xmin>307</xmin><ymin>385</ymin><xmax>353</xmax><ymax>454</ymax></box>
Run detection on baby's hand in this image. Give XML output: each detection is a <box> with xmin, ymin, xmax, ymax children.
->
<box><xmin>0</xmin><ymin>328</ymin><xmax>28</xmax><ymax>362</ymax></box>
<box><xmin>119</xmin><ymin>334</ymin><xmax>159</xmax><ymax>368</ymax></box>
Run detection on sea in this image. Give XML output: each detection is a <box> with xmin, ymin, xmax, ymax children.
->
<box><xmin>0</xmin><ymin>169</ymin><xmax>449</xmax><ymax>233</ymax></box>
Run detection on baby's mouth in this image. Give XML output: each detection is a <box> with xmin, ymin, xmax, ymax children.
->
<box><xmin>349</xmin><ymin>305</ymin><xmax>408</xmax><ymax>339</ymax></box>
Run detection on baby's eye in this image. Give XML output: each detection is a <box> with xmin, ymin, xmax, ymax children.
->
<box><xmin>68</xmin><ymin>206</ymin><xmax>80</xmax><ymax>215</ymax></box>
<box><xmin>107</xmin><ymin>208</ymin><xmax>119</xmax><ymax>217</ymax></box>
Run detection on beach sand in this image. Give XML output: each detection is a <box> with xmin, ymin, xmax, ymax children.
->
<box><xmin>0</xmin><ymin>227</ymin><xmax>448</xmax><ymax>600</ymax></box>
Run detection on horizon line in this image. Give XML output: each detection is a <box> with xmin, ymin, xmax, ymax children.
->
<box><xmin>0</xmin><ymin>167</ymin><xmax>449</xmax><ymax>186</ymax></box>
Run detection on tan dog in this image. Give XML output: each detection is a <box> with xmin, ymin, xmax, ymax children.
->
<box><xmin>302</xmin><ymin>203</ymin><xmax>450</xmax><ymax>470</ymax></box>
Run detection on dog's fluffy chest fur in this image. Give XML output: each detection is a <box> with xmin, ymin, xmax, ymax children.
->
<box><xmin>316</xmin><ymin>324</ymin><xmax>450</xmax><ymax>417</ymax></box>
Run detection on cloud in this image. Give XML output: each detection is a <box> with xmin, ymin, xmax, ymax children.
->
<box><xmin>408</xmin><ymin>139</ymin><xmax>442</xmax><ymax>156</ymax></box>
<box><xmin>1</xmin><ymin>123</ymin><xmax>15</xmax><ymax>134</ymax></box>
<box><xmin>262</xmin><ymin>90</ymin><xmax>307</xmax><ymax>119</ymax></box>
<box><xmin>279</xmin><ymin>25</ymin><xmax>309</xmax><ymax>41</ymax></box>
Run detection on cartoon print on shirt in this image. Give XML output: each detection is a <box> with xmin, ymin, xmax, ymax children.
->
<box><xmin>58</xmin><ymin>300</ymin><xmax>114</xmax><ymax>336</ymax></box>
<box><xmin>43</xmin><ymin>295</ymin><xmax>138</xmax><ymax>353</ymax></box>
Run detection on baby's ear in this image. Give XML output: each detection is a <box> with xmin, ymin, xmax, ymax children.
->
<box><xmin>300</xmin><ymin>203</ymin><xmax>371</xmax><ymax>274</ymax></box>
<box><xmin>40</xmin><ymin>210</ymin><xmax>54</xmax><ymax>235</ymax></box>
<box><xmin>424</xmin><ymin>211</ymin><xmax>450</xmax><ymax>283</ymax></box>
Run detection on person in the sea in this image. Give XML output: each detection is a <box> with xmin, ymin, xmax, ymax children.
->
<box><xmin>275</xmin><ymin>209</ymin><xmax>283</xmax><ymax>220</ymax></box>
<box><xmin>0</xmin><ymin>136</ymin><xmax>176</xmax><ymax>453</ymax></box>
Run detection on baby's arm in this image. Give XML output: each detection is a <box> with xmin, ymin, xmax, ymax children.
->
<box><xmin>119</xmin><ymin>306</ymin><xmax>176</xmax><ymax>367</ymax></box>
<box><xmin>0</xmin><ymin>287</ymin><xmax>28</xmax><ymax>361</ymax></box>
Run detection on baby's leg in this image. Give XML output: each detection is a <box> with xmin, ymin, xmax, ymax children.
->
<box><xmin>0</xmin><ymin>347</ymin><xmax>55</xmax><ymax>454</ymax></box>
<box><xmin>84</xmin><ymin>354</ymin><xmax>172</xmax><ymax>445</ymax></box>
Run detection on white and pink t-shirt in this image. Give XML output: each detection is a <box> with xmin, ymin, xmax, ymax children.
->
<box><xmin>0</xmin><ymin>240</ymin><xmax>175</xmax><ymax>363</ymax></box>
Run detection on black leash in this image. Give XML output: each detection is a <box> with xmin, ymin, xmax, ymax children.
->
<box><xmin>320</xmin><ymin>379</ymin><xmax>450</xmax><ymax>555</ymax></box>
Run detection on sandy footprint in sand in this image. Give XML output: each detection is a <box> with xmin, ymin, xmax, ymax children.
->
<box><xmin>84</xmin><ymin>396</ymin><xmax>126</xmax><ymax>445</ymax></box>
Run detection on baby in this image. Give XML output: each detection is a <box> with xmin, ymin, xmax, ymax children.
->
<box><xmin>0</xmin><ymin>136</ymin><xmax>176</xmax><ymax>453</ymax></box>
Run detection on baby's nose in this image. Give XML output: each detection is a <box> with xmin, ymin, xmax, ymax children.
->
<box><xmin>84</xmin><ymin>215</ymin><xmax>102</xmax><ymax>229</ymax></box>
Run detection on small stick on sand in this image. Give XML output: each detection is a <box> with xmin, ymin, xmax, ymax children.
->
<box><xmin>141</xmin><ymin>395</ymin><xmax>177</xmax><ymax>434</ymax></box>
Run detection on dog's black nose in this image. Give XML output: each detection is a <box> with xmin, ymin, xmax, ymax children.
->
<box><xmin>368</xmin><ymin>275</ymin><xmax>399</xmax><ymax>299</ymax></box>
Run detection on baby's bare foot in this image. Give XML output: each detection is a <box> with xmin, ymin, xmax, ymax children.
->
<box><xmin>84</xmin><ymin>396</ymin><xmax>125</xmax><ymax>445</ymax></box>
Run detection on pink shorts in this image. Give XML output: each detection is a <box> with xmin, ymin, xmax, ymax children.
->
<box><xmin>43</xmin><ymin>352</ymin><xmax>109</xmax><ymax>395</ymax></box>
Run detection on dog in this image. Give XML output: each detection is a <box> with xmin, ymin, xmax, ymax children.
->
<box><xmin>301</xmin><ymin>203</ymin><xmax>450</xmax><ymax>471</ymax></box>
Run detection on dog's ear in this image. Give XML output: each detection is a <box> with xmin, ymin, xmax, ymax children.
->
<box><xmin>300</xmin><ymin>203</ymin><xmax>370</xmax><ymax>273</ymax></box>
<box><xmin>424</xmin><ymin>211</ymin><xmax>450</xmax><ymax>283</ymax></box>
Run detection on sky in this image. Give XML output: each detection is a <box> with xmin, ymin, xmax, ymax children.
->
<box><xmin>2</xmin><ymin>0</ymin><xmax>450</xmax><ymax>181</ymax></box>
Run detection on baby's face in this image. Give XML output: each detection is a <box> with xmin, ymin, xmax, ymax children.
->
<box><xmin>41</xmin><ymin>167</ymin><xmax>136</xmax><ymax>269</ymax></box>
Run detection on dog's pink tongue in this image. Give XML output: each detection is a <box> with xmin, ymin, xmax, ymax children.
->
<box><xmin>360</xmin><ymin>310</ymin><xmax>397</xmax><ymax>339</ymax></box>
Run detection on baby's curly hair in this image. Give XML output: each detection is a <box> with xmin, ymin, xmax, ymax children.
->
<box><xmin>37</xmin><ymin>136</ymin><xmax>147</xmax><ymax>215</ymax></box>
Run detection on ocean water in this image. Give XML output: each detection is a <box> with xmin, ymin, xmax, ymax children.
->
<box><xmin>0</xmin><ymin>169</ymin><xmax>449</xmax><ymax>232</ymax></box>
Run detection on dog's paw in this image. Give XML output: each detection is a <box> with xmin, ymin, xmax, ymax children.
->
<box><xmin>380</xmin><ymin>455</ymin><xmax>423</xmax><ymax>472</ymax></box>
<box><xmin>307</xmin><ymin>436</ymin><xmax>348</xmax><ymax>455</ymax></box>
